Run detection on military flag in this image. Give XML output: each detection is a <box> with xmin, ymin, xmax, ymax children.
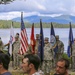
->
<box><xmin>19</xmin><ymin>12</ymin><xmax>28</xmax><ymax>55</ymax></box>
<box><xmin>67</xmin><ymin>22</ymin><xmax>74</xmax><ymax>57</ymax></box>
<box><xmin>38</xmin><ymin>19</ymin><xmax>44</xmax><ymax>63</ymax></box>
<box><xmin>9</xmin><ymin>22</ymin><xmax>14</xmax><ymax>56</ymax></box>
<box><xmin>30</xmin><ymin>23</ymin><xmax>35</xmax><ymax>54</ymax></box>
<box><xmin>50</xmin><ymin>22</ymin><xmax>56</xmax><ymax>46</ymax></box>
<box><xmin>50</xmin><ymin>22</ymin><xmax>57</xmax><ymax>57</ymax></box>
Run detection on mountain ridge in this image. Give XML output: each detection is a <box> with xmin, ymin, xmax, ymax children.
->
<box><xmin>12</xmin><ymin>15</ymin><xmax>75</xmax><ymax>24</ymax></box>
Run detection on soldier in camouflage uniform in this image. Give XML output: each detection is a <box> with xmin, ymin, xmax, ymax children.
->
<box><xmin>53</xmin><ymin>35</ymin><xmax>64</xmax><ymax>66</ymax></box>
<box><xmin>12</xmin><ymin>34</ymin><xmax>20</xmax><ymax>70</ymax></box>
<box><xmin>35</xmin><ymin>34</ymin><xmax>40</xmax><ymax>55</ymax></box>
<box><xmin>42</xmin><ymin>37</ymin><xmax>53</xmax><ymax>74</ymax></box>
<box><xmin>72</xmin><ymin>38</ymin><xmax>75</xmax><ymax>71</ymax></box>
<box><xmin>0</xmin><ymin>37</ymin><xmax>4</xmax><ymax>52</ymax></box>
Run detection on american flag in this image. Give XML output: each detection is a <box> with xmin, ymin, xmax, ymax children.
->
<box><xmin>19</xmin><ymin>12</ymin><xmax>28</xmax><ymax>55</ymax></box>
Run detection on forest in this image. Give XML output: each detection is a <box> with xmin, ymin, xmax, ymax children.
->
<box><xmin>0</xmin><ymin>20</ymin><xmax>75</xmax><ymax>28</ymax></box>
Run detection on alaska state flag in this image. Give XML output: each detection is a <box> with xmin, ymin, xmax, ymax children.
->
<box><xmin>67</xmin><ymin>22</ymin><xmax>74</xmax><ymax>57</ymax></box>
<box><xmin>38</xmin><ymin>19</ymin><xmax>44</xmax><ymax>63</ymax></box>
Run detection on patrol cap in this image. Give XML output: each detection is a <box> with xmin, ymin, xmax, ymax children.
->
<box><xmin>16</xmin><ymin>33</ymin><xmax>19</xmax><ymax>36</ymax></box>
<box><xmin>15</xmin><ymin>33</ymin><xmax>19</xmax><ymax>38</ymax></box>
<box><xmin>36</xmin><ymin>34</ymin><xmax>40</xmax><ymax>38</ymax></box>
<box><xmin>15</xmin><ymin>34</ymin><xmax>19</xmax><ymax>38</ymax></box>
<box><xmin>44</xmin><ymin>37</ymin><xmax>49</xmax><ymax>41</ymax></box>
<box><xmin>55</xmin><ymin>35</ymin><xmax>59</xmax><ymax>39</ymax></box>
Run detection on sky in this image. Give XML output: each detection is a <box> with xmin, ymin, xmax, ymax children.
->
<box><xmin>0</xmin><ymin>0</ymin><xmax>75</xmax><ymax>20</ymax></box>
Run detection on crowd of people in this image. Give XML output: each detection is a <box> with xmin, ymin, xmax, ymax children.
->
<box><xmin>0</xmin><ymin>32</ymin><xmax>73</xmax><ymax>75</ymax></box>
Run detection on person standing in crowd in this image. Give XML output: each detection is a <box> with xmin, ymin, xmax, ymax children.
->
<box><xmin>12</xmin><ymin>34</ymin><xmax>20</xmax><ymax>70</ymax></box>
<box><xmin>42</xmin><ymin>37</ymin><xmax>53</xmax><ymax>74</ymax></box>
<box><xmin>21</xmin><ymin>54</ymin><xmax>44</xmax><ymax>75</ymax></box>
<box><xmin>54</xmin><ymin>58</ymin><xmax>70</xmax><ymax>75</ymax></box>
<box><xmin>53</xmin><ymin>35</ymin><xmax>64</xmax><ymax>66</ymax></box>
<box><xmin>16</xmin><ymin>33</ymin><xmax>20</xmax><ymax>40</ymax></box>
<box><xmin>0</xmin><ymin>37</ymin><xmax>4</xmax><ymax>52</ymax></box>
<box><xmin>0</xmin><ymin>53</ymin><xmax>12</xmax><ymax>75</ymax></box>
<box><xmin>35</xmin><ymin>34</ymin><xmax>40</xmax><ymax>55</ymax></box>
<box><xmin>72</xmin><ymin>38</ymin><xmax>75</xmax><ymax>71</ymax></box>
<box><xmin>4</xmin><ymin>33</ymin><xmax>19</xmax><ymax>55</ymax></box>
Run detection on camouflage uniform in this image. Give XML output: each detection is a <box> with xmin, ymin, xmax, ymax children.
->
<box><xmin>72</xmin><ymin>39</ymin><xmax>75</xmax><ymax>71</ymax></box>
<box><xmin>42</xmin><ymin>37</ymin><xmax>53</xmax><ymax>74</ymax></box>
<box><xmin>53</xmin><ymin>35</ymin><xmax>64</xmax><ymax>66</ymax></box>
<box><xmin>0</xmin><ymin>37</ymin><xmax>4</xmax><ymax>51</ymax></box>
<box><xmin>35</xmin><ymin>34</ymin><xmax>40</xmax><ymax>55</ymax></box>
<box><xmin>26</xmin><ymin>44</ymin><xmax>32</xmax><ymax>54</ymax></box>
<box><xmin>12</xmin><ymin>35</ymin><xmax>20</xmax><ymax>69</ymax></box>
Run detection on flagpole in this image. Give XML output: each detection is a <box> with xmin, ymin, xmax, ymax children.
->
<box><xmin>38</xmin><ymin>19</ymin><xmax>44</xmax><ymax>69</ymax></box>
<box><xmin>11</xmin><ymin>21</ymin><xmax>14</xmax><ymax>67</ymax></box>
<box><xmin>70</xmin><ymin>22</ymin><xmax>73</xmax><ymax>68</ymax></box>
<box><xmin>30</xmin><ymin>23</ymin><xmax>35</xmax><ymax>54</ymax></box>
<box><xmin>19</xmin><ymin>12</ymin><xmax>28</xmax><ymax>55</ymax></box>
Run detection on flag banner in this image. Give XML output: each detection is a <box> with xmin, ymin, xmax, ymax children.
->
<box><xmin>38</xmin><ymin>19</ymin><xmax>44</xmax><ymax>63</ymax></box>
<box><xmin>50</xmin><ymin>22</ymin><xmax>56</xmax><ymax>46</ymax></box>
<box><xmin>9</xmin><ymin>22</ymin><xmax>14</xmax><ymax>56</ymax></box>
<box><xmin>67</xmin><ymin>22</ymin><xmax>74</xmax><ymax>57</ymax></box>
<box><xmin>19</xmin><ymin>12</ymin><xmax>28</xmax><ymax>55</ymax></box>
<box><xmin>50</xmin><ymin>22</ymin><xmax>57</xmax><ymax>57</ymax></box>
<box><xmin>30</xmin><ymin>23</ymin><xmax>35</xmax><ymax>54</ymax></box>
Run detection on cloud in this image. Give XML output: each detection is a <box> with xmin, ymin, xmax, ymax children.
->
<box><xmin>0</xmin><ymin>12</ymin><xmax>21</xmax><ymax>20</ymax></box>
<box><xmin>0</xmin><ymin>0</ymin><xmax>75</xmax><ymax>20</ymax></box>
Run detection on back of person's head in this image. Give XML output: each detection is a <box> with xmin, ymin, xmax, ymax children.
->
<box><xmin>24</xmin><ymin>54</ymin><xmax>41</xmax><ymax>71</ymax></box>
<box><xmin>0</xmin><ymin>53</ymin><xmax>10</xmax><ymax>70</ymax></box>
<box><xmin>58</xmin><ymin>58</ymin><xmax>70</xmax><ymax>69</ymax></box>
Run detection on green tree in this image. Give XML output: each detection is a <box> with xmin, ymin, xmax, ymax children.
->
<box><xmin>0</xmin><ymin>0</ymin><xmax>15</xmax><ymax>4</ymax></box>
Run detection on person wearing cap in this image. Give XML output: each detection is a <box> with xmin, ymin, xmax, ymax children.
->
<box><xmin>42</xmin><ymin>37</ymin><xmax>53</xmax><ymax>74</ymax></box>
<box><xmin>35</xmin><ymin>34</ymin><xmax>40</xmax><ymax>55</ymax></box>
<box><xmin>0</xmin><ymin>37</ymin><xmax>4</xmax><ymax>52</ymax></box>
<box><xmin>72</xmin><ymin>38</ymin><xmax>75</xmax><ymax>71</ymax></box>
<box><xmin>53</xmin><ymin>35</ymin><xmax>64</xmax><ymax>66</ymax></box>
<box><xmin>12</xmin><ymin>34</ymin><xmax>20</xmax><ymax>70</ymax></box>
<box><xmin>16</xmin><ymin>33</ymin><xmax>20</xmax><ymax>40</ymax></box>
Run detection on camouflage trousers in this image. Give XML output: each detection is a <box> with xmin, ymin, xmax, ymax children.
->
<box><xmin>53</xmin><ymin>54</ymin><xmax>62</xmax><ymax>67</ymax></box>
<box><xmin>13</xmin><ymin>53</ymin><xmax>20</xmax><ymax>68</ymax></box>
<box><xmin>72</xmin><ymin>56</ymin><xmax>75</xmax><ymax>70</ymax></box>
<box><xmin>42</xmin><ymin>60</ymin><xmax>53</xmax><ymax>73</ymax></box>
